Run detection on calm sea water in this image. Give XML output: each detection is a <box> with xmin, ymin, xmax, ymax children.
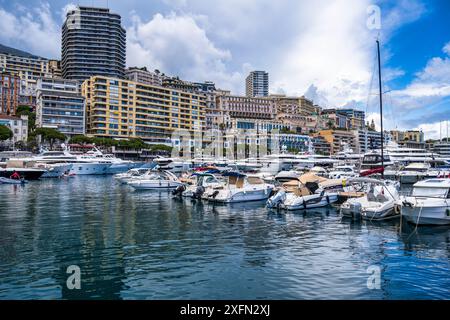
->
<box><xmin>0</xmin><ymin>176</ymin><xmax>449</xmax><ymax>300</ymax></box>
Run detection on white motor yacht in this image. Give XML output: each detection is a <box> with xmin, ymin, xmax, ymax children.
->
<box><xmin>85</xmin><ymin>147</ymin><xmax>137</xmax><ymax>174</ymax></box>
<box><xmin>397</xmin><ymin>162</ymin><xmax>431</xmax><ymax>184</ymax></box>
<box><xmin>114</xmin><ymin>168</ymin><xmax>152</xmax><ymax>184</ymax></box>
<box><xmin>385</xmin><ymin>141</ymin><xmax>444</xmax><ymax>165</ymax></box>
<box><xmin>340</xmin><ymin>178</ymin><xmax>400</xmax><ymax>220</ymax></box>
<box><xmin>207</xmin><ymin>172</ymin><xmax>274</xmax><ymax>203</ymax></box>
<box><xmin>267</xmin><ymin>175</ymin><xmax>341</xmax><ymax>210</ymax></box>
<box><xmin>398</xmin><ymin>179</ymin><xmax>450</xmax><ymax>225</ymax></box>
<box><xmin>153</xmin><ymin>156</ymin><xmax>192</xmax><ymax>173</ymax></box>
<box><xmin>173</xmin><ymin>173</ymin><xmax>224</xmax><ymax>198</ymax></box>
<box><xmin>274</xmin><ymin>170</ymin><xmax>303</xmax><ymax>183</ymax></box>
<box><xmin>128</xmin><ymin>170</ymin><xmax>183</xmax><ymax>190</ymax></box>
<box><xmin>328</xmin><ymin>165</ymin><xmax>358</xmax><ymax>179</ymax></box>
<box><xmin>309</xmin><ymin>166</ymin><xmax>328</xmax><ymax>177</ymax></box>
<box><xmin>39</xmin><ymin>163</ymin><xmax>73</xmax><ymax>178</ymax></box>
<box><xmin>30</xmin><ymin>146</ymin><xmax>111</xmax><ymax>175</ymax></box>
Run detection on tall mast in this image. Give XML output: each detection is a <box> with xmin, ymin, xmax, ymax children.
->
<box><xmin>377</xmin><ymin>39</ymin><xmax>384</xmax><ymax>178</ymax></box>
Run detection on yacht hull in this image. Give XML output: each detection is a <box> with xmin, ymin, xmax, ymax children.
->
<box><xmin>282</xmin><ymin>193</ymin><xmax>338</xmax><ymax>210</ymax></box>
<box><xmin>41</xmin><ymin>164</ymin><xmax>73</xmax><ymax>178</ymax></box>
<box><xmin>69</xmin><ymin>163</ymin><xmax>110</xmax><ymax>175</ymax></box>
<box><xmin>402</xmin><ymin>206</ymin><xmax>450</xmax><ymax>225</ymax></box>
<box><xmin>0</xmin><ymin>168</ymin><xmax>45</xmax><ymax>180</ymax></box>
<box><xmin>361</xmin><ymin>207</ymin><xmax>398</xmax><ymax>221</ymax></box>
<box><xmin>211</xmin><ymin>187</ymin><xmax>273</xmax><ymax>203</ymax></box>
<box><xmin>129</xmin><ymin>180</ymin><xmax>183</xmax><ymax>190</ymax></box>
<box><xmin>106</xmin><ymin>163</ymin><xmax>136</xmax><ymax>174</ymax></box>
<box><xmin>399</xmin><ymin>174</ymin><xmax>425</xmax><ymax>184</ymax></box>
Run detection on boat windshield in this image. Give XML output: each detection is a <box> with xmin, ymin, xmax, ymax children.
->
<box><xmin>412</xmin><ymin>187</ymin><xmax>448</xmax><ymax>198</ymax></box>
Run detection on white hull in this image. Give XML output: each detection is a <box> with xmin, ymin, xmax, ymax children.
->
<box><xmin>402</xmin><ymin>205</ymin><xmax>450</xmax><ymax>225</ymax></box>
<box><xmin>361</xmin><ymin>207</ymin><xmax>398</xmax><ymax>221</ymax></box>
<box><xmin>399</xmin><ymin>174</ymin><xmax>426</xmax><ymax>184</ymax></box>
<box><xmin>69</xmin><ymin>163</ymin><xmax>110</xmax><ymax>175</ymax></box>
<box><xmin>282</xmin><ymin>193</ymin><xmax>338</xmax><ymax>210</ymax></box>
<box><xmin>342</xmin><ymin>201</ymin><xmax>398</xmax><ymax>220</ymax></box>
<box><xmin>41</xmin><ymin>164</ymin><xmax>73</xmax><ymax>178</ymax></box>
<box><xmin>107</xmin><ymin>163</ymin><xmax>136</xmax><ymax>174</ymax></box>
<box><xmin>129</xmin><ymin>180</ymin><xmax>183</xmax><ymax>190</ymax></box>
<box><xmin>211</xmin><ymin>187</ymin><xmax>273</xmax><ymax>203</ymax></box>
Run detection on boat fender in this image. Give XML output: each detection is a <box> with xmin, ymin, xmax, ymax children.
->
<box><xmin>209</xmin><ymin>190</ymin><xmax>220</xmax><ymax>199</ymax></box>
<box><xmin>276</xmin><ymin>201</ymin><xmax>282</xmax><ymax>212</ymax></box>
<box><xmin>402</xmin><ymin>201</ymin><xmax>413</xmax><ymax>208</ymax></box>
<box><xmin>446</xmin><ymin>209</ymin><xmax>450</xmax><ymax>217</ymax></box>
<box><xmin>394</xmin><ymin>204</ymin><xmax>401</xmax><ymax>214</ymax></box>
<box><xmin>326</xmin><ymin>195</ymin><xmax>330</xmax><ymax>204</ymax></box>
<box><xmin>303</xmin><ymin>198</ymin><xmax>307</xmax><ymax>210</ymax></box>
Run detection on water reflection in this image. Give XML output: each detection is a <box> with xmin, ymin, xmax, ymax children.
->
<box><xmin>0</xmin><ymin>177</ymin><xmax>449</xmax><ymax>299</ymax></box>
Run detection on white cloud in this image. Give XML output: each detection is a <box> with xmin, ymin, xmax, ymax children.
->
<box><xmin>61</xmin><ymin>3</ymin><xmax>77</xmax><ymax>22</ymax></box>
<box><xmin>272</xmin><ymin>0</ymin><xmax>374</xmax><ymax>107</ymax></box>
<box><xmin>444</xmin><ymin>42</ymin><xmax>450</xmax><ymax>56</ymax></box>
<box><xmin>382</xmin><ymin>0</ymin><xmax>427</xmax><ymax>37</ymax></box>
<box><xmin>162</xmin><ymin>0</ymin><xmax>187</xmax><ymax>9</ymax></box>
<box><xmin>0</xmin><ymin>3</ymin><xmax>60</xmax><ymax>58</ymax></box>
<box><xmin>388</xmin><ymin>41</ymin><xmax>450</xmax><ymax>112</ymax></box>
<box><xmin>413</xmin><ymin>121</ymin><xmax>450</xmax><ymax>140</ymax></box>
<box><xmin>127</xmin><ymin>12</ymin><xmax>246</xmax><ymax>92</ymax></box>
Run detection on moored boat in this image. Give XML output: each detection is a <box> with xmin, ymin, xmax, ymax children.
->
<box><xmin>128</xmin><ymin>170</ymin><xmax>183</xmax><ymax>190</ymax></box>
<box><xmin>398</xmin><ymin>179</ymin><xmax>450</xmax><ymax>225</ymax></box>
<box><xmin>207</xmin><ymin>172</ymin><xmax>274</xmax><ymax>203</ymax></box>
<box><xmin>340</xmin><ymin>178</ymin><xmax>400</xmax><ymax>220</ymax></box>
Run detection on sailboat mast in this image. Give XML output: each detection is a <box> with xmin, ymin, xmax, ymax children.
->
<box><xmin>377</xmin><ymin>39</ymin><xmax>384</xmax><ymax>178</ymax></box>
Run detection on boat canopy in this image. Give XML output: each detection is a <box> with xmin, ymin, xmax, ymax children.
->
<box><xmin>222</xmin><ymin>171</ymin><xmax>246</xmax><ymax>178</ymax></box>
<box><xmin>346</xmin><ymin>177</ymin><xmax>387</xmax><ymax>185</ymax></box>
<box><xmin>298</xmin><ymin>173</ymin><xmax>328</xmax><ymax>184</ymax></box>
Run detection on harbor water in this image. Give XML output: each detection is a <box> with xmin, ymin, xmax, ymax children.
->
<box><xmin>0</xmin><ymin>176</ymin><xmax>449</xmax><ymax>299</ymax></box>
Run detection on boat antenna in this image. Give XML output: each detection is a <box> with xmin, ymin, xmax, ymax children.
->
<box><xmin>377</xmin><ymin>39</ymin><xmax>384</xmax><ymax>179</ymax></box>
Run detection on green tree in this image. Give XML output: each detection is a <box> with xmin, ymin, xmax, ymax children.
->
<box><xmin>0</xmin><ymin>125</ymin><xmax>13</xmax><ymax>141</ymax></box>
<box><xmin>117</xmin><ymin>138</ymin><xmax>147</xmax><ymax>149</ymax></box>
<box><xmin>150</xmin><ymin>144</ymin><xmax>172</xmax><ymax>153</ymax></box>
<box><xmin>14</xmin><ymin>140</ymin><xmax>27</xmax><ymax>150</ymax></box>
<box><xmin>326</xmin><ymin>120</ymin><xmax>335</xmax><ymax>130</ymax></box>
<box><xmin>69</xmin><ymin>135</ymin><xmax>94</xmax><ymax>144</ymax></box>
<box><xmin>280</xmin><ymin>127</ymin><xmax>296</xmax><ymax>134</ymax></box>
<box><xmin>33</xmin><ymin>128</ymin><xmax>66</xmax><ymax>150</ymax></box>
<box><xmin>16</xmin><ymin>105</ymin><xmax>36</xmax><ymax>134</ymax></box>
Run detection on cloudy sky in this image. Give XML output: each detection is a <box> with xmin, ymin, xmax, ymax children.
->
<box><xmin>0</xmin><ymin>0</ymin><xmax>449</xmax><ymax>139</ymax></box>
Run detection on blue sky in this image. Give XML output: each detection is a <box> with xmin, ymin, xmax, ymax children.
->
<box><xmin>0</xmin><ymin>0</ymin><xmax>449</xmax><ymax>139</ymax></box>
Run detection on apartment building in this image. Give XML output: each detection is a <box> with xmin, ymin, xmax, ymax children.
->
<box><xmin>0</xmin><ymin>44</ymin><xmax>50</xmax><ymax>93</ymax></box>
<box><xmin>0</xmin><ymin>114</ymin><xmax>28</xmax><ymax>145</ymax></box>
<box><xmin>316</xmin><ymin>129</ymin><xmax>357</xmax><ymax>155</ymax></box>
<box><xmin>82</xmin><ymin>76</ymin><xmax>206</xmax><ymax>144</ymax></box>
<box><xmin>246</xmin><ymin>71</ymin><xmax>269</xmax><ymax>97</ymax></box>
<box><xmin>125</xmin><ymin>67</ymin><xmax>163</xmax><ymax>86</ymax></box>
<box><xmin>36</xmin><ymin>78</ymin><xmax>85</xmax><ymax>136</ymax></box>
<box><xmin>62</xmin><ymin>6</ymin><xmax>126</xmax><ymax>81</ymax></box>
<box><xmin>0</xmin><ymin>73</ymin><xmax>21</xmax><ymax>115</ymax></box>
